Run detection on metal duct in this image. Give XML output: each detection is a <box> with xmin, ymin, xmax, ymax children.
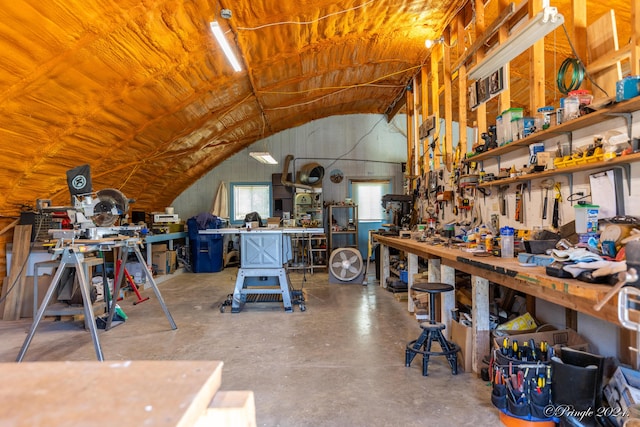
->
<box><xmin>298</xmin><ymin>162</ymin><xmax>324</xmax><ymax>186</ymax></box>
<box><xmin>281</xmin><ymin>154</ymin><xmax>323</xmax><ymax>191</ymax></box>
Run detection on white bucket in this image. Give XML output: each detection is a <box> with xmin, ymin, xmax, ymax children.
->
<box><xmin>165</xmin><ymin>207</ymin><xmax>175</xmax><ymax>215</ymax></box>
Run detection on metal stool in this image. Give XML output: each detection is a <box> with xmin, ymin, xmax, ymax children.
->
<box><xmin>405</xmin><ymin>282</ymin><xmax>459</xmax><ymax>376</ymax></box>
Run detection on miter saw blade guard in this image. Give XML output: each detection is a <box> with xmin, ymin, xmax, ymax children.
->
<box><xmin>92</xmin><ymin>189</ymin><xmax>129</xmax><ymax>227</ymax></box>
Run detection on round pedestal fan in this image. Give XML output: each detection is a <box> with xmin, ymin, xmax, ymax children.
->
<box><xmin>328</xmin><ymin>247</ymin><xmax>365</xmax><ymax>284</ymax></box>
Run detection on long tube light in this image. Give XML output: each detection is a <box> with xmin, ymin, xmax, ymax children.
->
<box><xmin>468</xmin><ymin>6</ymin><xmax>564</xmax><ymax>81</ymax></box>
<box><xmin>210</xmin><ymin>21</ymin><xmax>242</xmax><ymax>72</ymax></box>
<box><xmin>249</xmin><ymin>152</ymin><xmax>278</xmax><ymax>164</ymax></box>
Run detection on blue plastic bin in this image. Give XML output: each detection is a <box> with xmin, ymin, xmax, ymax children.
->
<box><xmin>400</xmin><ymin>270</ymin><xmax>408</xmax><ymax>283</ymax></box>
<box><xmin>187</xmin><ymin>215</ymin><xmax>223</xmax><ymax>273</ymax></box>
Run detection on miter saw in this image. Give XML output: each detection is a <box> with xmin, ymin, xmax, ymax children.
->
<box><xmin>68</xmin><ymin>188</ymin><xmax>138</xmax><ymax>239</ymax></box>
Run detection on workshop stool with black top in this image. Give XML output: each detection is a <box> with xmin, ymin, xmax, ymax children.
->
<box><xmin>405</xmin><ymin>282</ymin><xmax>459</xmax><ymax>376</ymax></box>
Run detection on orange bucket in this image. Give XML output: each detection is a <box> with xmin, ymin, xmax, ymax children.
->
<box><xmin>499</xmin><ymin>412</ymin><xmax>556</xmax><ymax>427</ymax></box>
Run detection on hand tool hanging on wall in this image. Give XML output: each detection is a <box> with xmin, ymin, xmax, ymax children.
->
<box><xmin>552</xmin><ymin>182</ymin><xmax>562</xmax><ymax>229</ymax></box>
<box><xmin>541</xmin><ymin>179</ymin><xmax>555</xmax><ymax>221</ymax></box>
<box><xmin>515</xmin><ymin>185</ymin><xmax>523</xmax><ymax>223</ymax></box>
<box><xmin>499</xmin><ymin>185</ymin><xmax>509</xmax><ymax>216</ymax></box>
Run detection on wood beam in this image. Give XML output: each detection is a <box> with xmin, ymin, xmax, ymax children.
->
<box><xmin>405</xmin><ymin>89</ymin><xmax>414</xmax><ymax>183</ymax></box>
<box><xmin>431</xmin><ymin>49</ymin><xmax>441</xmax><ymax>169</ymax></box>
<box><xmin>633</xmin><ymin>0</ymin><xmax>640</xmax><ymax>74</ymax></box>
<box><xmin>421</xmin><ymin>65</ymin><xmax>430</xmax><ymax>175</ymax></box>
<box><xmin>498</xmin><ymin>0</ymin><xmax>512</xmax><ymax>115</ymax></box>
<box><xmin>443</xmin><ymin>30</ymin><xmax>453</xmax><ymax>171</ymax></box>
<box><xmin>474</xmin><ymin>0</ymin><xmax>487</xmax><ymax>139</ymax></box>
<box><xmin>457</xmin><ymin>14</ymin><xmax>468</xmax><ymax>153</ymax></box>
<box><xmin>529</xmin><ymin>0</ymin><xmax>545</xmax><ymax>114</ymax></box>
<box><xmin>452</xmin><ymin>3</ymin><xmax>518</xmax><ymax>73</ymax></box>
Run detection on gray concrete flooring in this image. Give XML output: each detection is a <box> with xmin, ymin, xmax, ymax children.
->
<box><xmin>0</xmin><ymin>267</ymin><xmax>501</xmax><ymax>426</ymax></box>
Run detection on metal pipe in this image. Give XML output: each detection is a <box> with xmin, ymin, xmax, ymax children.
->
<box><xmin>281</xmin><ymin>154</ymin><xmax>313</xmax><ymax>191</ymax></box>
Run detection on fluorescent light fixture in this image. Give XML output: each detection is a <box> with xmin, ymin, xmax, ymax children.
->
<box><xmin>210</xmin><ymin>21</ymin><xmax>242</xmax><ymax>72</ymax></box>
<box><xmin>468</xmin><ymin>6</ymin><xmax>564</xmax><ymax>81</ymax></box>
<box><xmin>250</xmin><ymin>152</ymin><xmax>278</xmax><ymax>164</ymax></box>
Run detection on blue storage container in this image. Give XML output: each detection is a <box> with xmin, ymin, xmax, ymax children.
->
<box><xmin>400</xmin><ymin>269</ymin><xmax>408</xmax><ymax>283</ymax></box>
<box><xmin>187</xmin><ymin>214</ymin><xmax>223</xmax><ymax>273</ymax></box>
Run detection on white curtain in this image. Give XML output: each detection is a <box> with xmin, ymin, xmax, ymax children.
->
<box><xmin>211</xmin><ymin>181</ymin><xmax>229</xmax><ymax>218</ymax></box>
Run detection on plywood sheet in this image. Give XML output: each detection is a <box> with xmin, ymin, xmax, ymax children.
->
<box><xmin>0</xmin><ymin>360</ymin><xmax>223</xmax><ymax>427</ymax></box>
<box><xmin>587</xmin><ymin>10</ymin><xmax>623</xmax><ymax>103</ymax></box>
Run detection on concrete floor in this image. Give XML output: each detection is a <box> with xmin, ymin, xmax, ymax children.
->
<box><xmin>0</xmin><ymin>267</ymin><xmax>501</xmax><ymax>426</ymax></box>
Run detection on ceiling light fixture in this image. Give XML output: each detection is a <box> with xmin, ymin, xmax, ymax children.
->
<box><xmin>209</xmin><ymin>21</ymin><xmax>242</xmax><ymax>72</ymax></box>
<box><xmin>467</xmin><ymin>6</ymin><xmax>564</xmax><ymax>81</ymax></box>
<box><xmin>425</xmin><ymin>36</ymin><xmax>444</xmax><ymax>49</ymax></box>
<box><xmin>249</xmin><ymin>152</ymin><xmax>278</xmax><ymax>165</ymax></box>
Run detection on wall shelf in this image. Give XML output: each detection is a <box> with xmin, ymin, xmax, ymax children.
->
<box><xmin>469</xmin><ymin>96</ymin><xmax>640</xmax><ymax>163</ymax></box>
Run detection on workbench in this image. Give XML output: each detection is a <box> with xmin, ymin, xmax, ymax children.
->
<box><xmin>0</xmin><ymin>360</ymin><xmax>256</xmax><ymax>427</ymax></box>
<box><xmin>200</xmin><ymin>227</ymin><xmax>323</xmax><ymax>312</ymax></box>
<box><xmin>144</xmin><ymin>232</ymin><xmax>189</xmax><ymax>267</ymax></box>
<box><xmin>374</xmin><ymin>234</ymin><xmax>624</xmax><ymax>373</ymax></box>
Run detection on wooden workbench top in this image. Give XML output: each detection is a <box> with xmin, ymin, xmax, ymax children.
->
<box><xmin>0</xmin><ymin>360</ymin><xmax>223</xmax><ymax>427</ymax></box>
<box><xmin>374</xmin><ymin>234</ymin><xmax>621</xmax><ymax>325</ymax></box>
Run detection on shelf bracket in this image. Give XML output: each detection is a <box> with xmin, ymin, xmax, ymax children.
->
<box><xmin>612</xmin><ymin>164</ymin><xmax>632</xmax><ymax>196</ymax></box>
<box><xmin>605</xmin><ymin>112</ymin><xmax>633</xmax><ymax>140</ymax></box>
<box><xmin>553</xmin><ymin>173</ymin><xmax>574</xmax><ymax>195</ymax></box>
<box><xmin>546</xmin><ymin>131</ymin><xmax>573</xmax><ymax>153</ymax></box>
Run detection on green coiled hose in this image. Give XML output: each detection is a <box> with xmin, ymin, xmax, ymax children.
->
<box><xmin>556</xmin><ymin>57</ymin><xmax>585</xmax><ymax>95</ymax></box>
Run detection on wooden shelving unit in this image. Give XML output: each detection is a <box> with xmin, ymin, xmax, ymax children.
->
<box><xmin>327</xmin><ymin>205</ymin><xmax>358</xmax><ymax>255</ymax></box>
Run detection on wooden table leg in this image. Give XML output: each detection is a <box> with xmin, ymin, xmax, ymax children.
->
<box><xmin>472</xmin><ymin>275</ymin><xmax>490</xmax><ymax>374</ymax></box>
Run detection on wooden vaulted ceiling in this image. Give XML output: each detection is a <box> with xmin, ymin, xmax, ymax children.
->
<box><xmin>0</xmin><ymin>0</ymin><xmax>632</xmax><ymax>218</ymax></box>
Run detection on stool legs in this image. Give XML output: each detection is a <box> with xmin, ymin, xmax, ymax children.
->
<box><xmin>405</xmin><ymin>327</ymin><xmax>458</xmax><ymax>376</ymax></box>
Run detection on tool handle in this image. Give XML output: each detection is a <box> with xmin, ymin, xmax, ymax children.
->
<box><xmin>552</xmin><ymin>199</ymin><xmax>559</xmax><ymax>228</ymax></box>
<box><xmin>542</xmin><ymin>196</ymin><xmax>548</xmax><ymax>220</ymax></box>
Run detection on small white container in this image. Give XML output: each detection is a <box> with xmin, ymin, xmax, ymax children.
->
<box><xmin>574</xmin><ymin>204</ymin><xmax>599</xmax><ymax>234</ymax></box>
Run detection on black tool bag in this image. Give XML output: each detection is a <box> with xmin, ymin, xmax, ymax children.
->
<box><xmin>551</xmin><ymin>348</ymin><xmax>605</xmax><ymax>427</ymax></box>
<box><xmin>490</xmin><ymin>348</ymin><xmax>554</xmax><ymax>421</ymax></box>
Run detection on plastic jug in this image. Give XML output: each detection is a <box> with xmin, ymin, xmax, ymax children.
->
<box><xmin>500</xmin><ymin>226</ymin><xmax>515</xmax><ymax>258</ymax></box>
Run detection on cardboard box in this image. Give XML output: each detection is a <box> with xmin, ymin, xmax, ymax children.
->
<box><xmin>167</xmin><ymin>250</ymin><xmax>177</xmax><ymax>274</ymax></box>
<box><xmin>267</xmin><ymin>217</ymin><xmax>280</xmax><ymax>229</ymax></box>
<box><xmin>152</xmin><ymin>244</ymin><xmax>168</xmax><ymax>252</ymax></box>
<box><xmin>153</xmin><ymin>250</ymin><xmax>177</xmax><ymax>275</ymax></box>
<box><xmin>450</xmin><ymin>319</ymin><xmax>472</xmax><ymax>373</ymax></box>
<box><xmin>604</xmin><ymin>366</ymin><xmax>640</xmax><ymax>422</ymax></box>
<box><xmin>492</xmin><ymin>328</ymin><xmax>589</xmax><ymax>355</ymax></box>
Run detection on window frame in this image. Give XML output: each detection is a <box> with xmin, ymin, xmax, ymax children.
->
<box><xmin>229</xmin><ymin>181</ymin><xmax>272</xmax><ymax>225</ymax></box>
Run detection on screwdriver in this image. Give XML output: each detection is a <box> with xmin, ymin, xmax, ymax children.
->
<box><xmin>502</xmin><ymin>337</ymin><xmax>509</xmax><ymax>356</ymax></box>
<box><xmin>529</xmin><ymin>339</ymin><xmax>537</xmax><ymax>361</ymax></box>
<box><xmin>512</xmin><ymin>340</ymin><xmax>518</xmax><ymax>359</ymax></box>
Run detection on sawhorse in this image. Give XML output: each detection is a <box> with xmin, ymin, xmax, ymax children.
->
<box><xmin>17</xmin><ymin>240</ymin><xmax>176</xmax><ymax>362</ymax></box>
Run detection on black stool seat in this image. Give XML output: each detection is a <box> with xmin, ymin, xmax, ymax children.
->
<box><xmin>405</xmin><ymin>282</ymin><xmax>458</xmax><ymax>376</ymax></box>
<box><xmin>412</xmin><ymin>282</ymin><xmax>453</xmax><ymax>294</ymax></box>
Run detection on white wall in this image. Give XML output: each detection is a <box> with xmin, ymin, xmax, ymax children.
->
<box><xmin>172</xmin><ymin>113</ymin><xmax>408</xmax><ymax>220</ymax></box>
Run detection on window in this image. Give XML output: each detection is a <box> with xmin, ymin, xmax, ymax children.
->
<box><xmin>352</xmin><ymin>181</ymin><xmax>388</xmax><ymax>221</ymax></box>
<box><xmin>230</xmin><ymin>182</ymin><xmax>271</xmax><ymax>223</ymax></box>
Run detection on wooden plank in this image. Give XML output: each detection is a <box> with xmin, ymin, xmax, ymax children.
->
<box><xmin>528</xmin><ymin>0</ymin><xmax>544</xmax><ymax>116</ymax></box>
<box><xmin>633</xmin><ymin>0</ymin><xmax>640</xmax><ymax>75</ymax></box>
<box><xmin>443</xmin><ymin>30</ymin><xmax>453</xmax><ymax>171</ymax></box>
<box><xmin>586</xmin><ymin>10</ymin><xmax>623</xmax><ymax>104</ymax></box>
<box><xmin>456</xmin><ymin>14</ymin><xmax>468</xmax><ymax>154</ymax></box>
<box><xmin>430</xmin><ymin>50</ymin><xmax>441</xmax><ymax>169</ymax></box>
<box><xmin>196</xmin><ymin>391</ymin><xmax>257</xmax><ymax>427</ymax></box>
<box><xmin>407</xmin><ymin>252</ymin><xmax>418</xmax><ymax>312</ymax></box>
<box><xmin>0</xmin><ymin>360</ymin><xmax>224</xmax><ymax>427</ymax></box>
<box><xmin>3</xmin><ymin>225</ymin><xmax>32</xmax><ymax>320</ymax></box>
